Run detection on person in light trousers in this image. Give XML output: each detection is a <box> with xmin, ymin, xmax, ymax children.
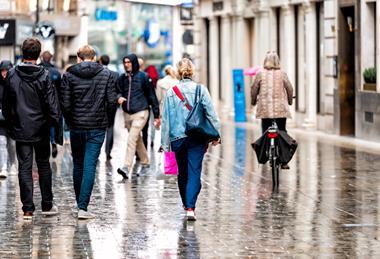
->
<box><xmin>161</xmin><ymin>58</ymin><xmax>221</xmax><ymax>221</ymax></box>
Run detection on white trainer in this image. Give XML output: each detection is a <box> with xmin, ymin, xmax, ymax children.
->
<box><xmin>186</xmin><ymin>209</ymin><xmax>196</xmax><ymax>221</ymax></box>
<box><xmin>78</xmin><ymin>209</ymin><xmax>95</xmax><ymax>220</ymax></box>
<box><xmin>42</xmin><ymin>204</ymin><xmax>59</xmax><ymax>216</ymax></box>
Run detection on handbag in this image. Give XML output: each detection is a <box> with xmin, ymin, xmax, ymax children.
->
<box><xmin>173</xmin><ymin>85</ymin><xmax>220</xmax><ymax>142</ymax></box>
<box><xmin>164</xmin><ymin>151</ymin><xmax>178</xmax><ymax>175</ymax></box>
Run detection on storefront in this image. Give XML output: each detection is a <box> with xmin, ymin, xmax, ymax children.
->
<box><xmin>87</xmin><ymin>1</ymin><xmax>176</xmax><ymax>74</ymax></box>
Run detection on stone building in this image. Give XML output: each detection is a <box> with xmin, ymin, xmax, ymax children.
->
<box><xmin>193</xmin><ymin>0</ymin><xmax>380</xmax><ymax>142</ymax></box>
<box><xmin>0</xmin><ymin>0</ymin><xmax>87</xmax><ymax>68</ymax></box>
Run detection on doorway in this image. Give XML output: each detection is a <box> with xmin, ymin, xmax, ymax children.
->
<box><xmin>338</xmin><ymin>6</ymin><xmax>355</xmax><ymax>136</ymax></box>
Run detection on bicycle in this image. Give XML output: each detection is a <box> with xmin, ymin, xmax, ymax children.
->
<box><xmin>266</xmin><ymin>121</ymin><xmax>280</xmax><ymax>191</ymax></box>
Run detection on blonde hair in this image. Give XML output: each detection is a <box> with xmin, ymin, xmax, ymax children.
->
<box><xmin>77</xmin><ymin>45</ymin><xmax>96</xmax><ymax>60</ymax></box>
<box><xmin>164</xmin><ymin>65</ymin><xmax>176</xmax><ymax>79</ymax></box>
<box><xmin>177</xmin><ymin>58</ymin><xmax>194</xmax><ymax>79</ymax></box>
<box><xmin>263</xmin><ymin>51</ymin><xmax>281</xmax><ymax>70</ymax></box>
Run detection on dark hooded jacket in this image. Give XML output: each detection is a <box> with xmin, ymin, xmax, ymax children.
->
<box><xmin>60</xmin><ymin>61</ymin><xmax>117</xmax><ymax>130</ymax></box>
<box><xmin>116</xmin><ymin>54</ymin><xmax>160</xmax><ymax>118</ymax></box>
<box><xmin>2</xmin><ymin>63</ymin><xmax>61</xmax><ymax>142</ymax></box>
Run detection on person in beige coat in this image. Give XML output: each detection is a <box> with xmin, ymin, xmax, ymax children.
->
<box><xmin>251</xmin><ymin>51</ymin><xmax>293</xmax><ymax>169</ymax></box>
<box><xmin>156</xmin><ymin>65</ymin><xmax>178</xmax><ymax>115</ymax></box>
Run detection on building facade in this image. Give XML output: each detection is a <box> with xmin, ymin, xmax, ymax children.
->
<box><xmin>193</xmin><ymin>0</ymin><xmax>380</xmax><ymax>142</ymax></box>
<box><xmin>0</xmin><ymin>0</ymin><xmax>87</xmax><ymax>68</ymax></box>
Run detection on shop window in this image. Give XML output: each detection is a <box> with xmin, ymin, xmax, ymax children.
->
<box><xmin>362</xmin><ymin>2</ymin><xmax>377</xmax><ymax>91</ymax></box>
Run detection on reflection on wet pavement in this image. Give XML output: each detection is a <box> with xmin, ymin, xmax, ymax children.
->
<box><xmin>0</xmin><ymin>112</ymin><xmax>380</xmax><ymax>258</ymax></box>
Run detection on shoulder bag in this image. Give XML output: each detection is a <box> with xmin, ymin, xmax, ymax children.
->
<box><xmin>173</xmin><ymin>84</ymin><xmax>220</xmax><ymax>142</ymax></box>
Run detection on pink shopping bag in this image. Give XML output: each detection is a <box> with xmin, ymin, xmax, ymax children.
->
<box><xmin>164</xmin><ymin>151</ymin><xmax>178</xmax><ymax>175</ymax></box>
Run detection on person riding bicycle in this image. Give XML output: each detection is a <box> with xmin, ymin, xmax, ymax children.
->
<box><xmin>251</xmin><ymin>51</ymin><xmax>293</xmax><ymax>169</ymax></box>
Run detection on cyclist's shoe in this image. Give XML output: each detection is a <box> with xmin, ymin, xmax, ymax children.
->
<box><xmin>281</xmin><ymin>164</ymin><xmax>290</xmax><ymax>170</ymax></box>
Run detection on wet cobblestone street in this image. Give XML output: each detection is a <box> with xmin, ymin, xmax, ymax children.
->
<box><xmin>1</xmin><ymin>111</ymin><xmax>380</xmax><ymax>258</ymax></box>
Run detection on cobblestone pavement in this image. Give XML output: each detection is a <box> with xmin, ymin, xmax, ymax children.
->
<box><xmin>0</xmin><ymin>110</ymin><xmax>380</xmax><ymax>258</ymax></box>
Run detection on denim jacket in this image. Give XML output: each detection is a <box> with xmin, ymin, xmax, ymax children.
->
<box><xmin>161</xmin><ymin>79</ymin><xmax>221</xmax><ymax>151</ymax></box>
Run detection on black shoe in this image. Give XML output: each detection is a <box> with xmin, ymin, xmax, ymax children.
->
<box><xmin>106</xmin><ymin>154</ymin><xmax>112</xmax><ymax>160</ymax></box>
<box><xmin>117</xmin><ymin>168</ymin><xmax>129</xmax><ymax>179</ymax></box>
<box><xmin>150</xmin><ymin>141</ymin><xmax>154</xmax><ymax>147</ymax></box>
<box><xmin>281</xmin><ymin>164</ymin><xmax>290</xmax><ymax>170</ymax></box>
<box><xmin>52</xmin><ymin>144</ymin><xmax>58</xmax><ymax>158</ymax></box>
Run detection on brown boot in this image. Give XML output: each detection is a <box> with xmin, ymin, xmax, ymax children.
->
<box><xmin>281</xmin><ymin>164</ymin><xmax>290</xmax><ymax>170</ymax></box>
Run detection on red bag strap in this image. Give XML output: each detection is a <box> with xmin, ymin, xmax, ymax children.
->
<box><xmin>173</xmin><ymin>86</ymin><xmax>192</xmax><ymax>111</ymax></box>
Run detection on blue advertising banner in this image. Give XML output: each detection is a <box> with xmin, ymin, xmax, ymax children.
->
<box><xmin>233</xmin><ymin>69</ymin><xmax>247</xmax><ymax>122</ymax></box>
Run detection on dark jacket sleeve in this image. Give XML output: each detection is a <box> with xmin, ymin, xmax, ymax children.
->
<box><xmin>44</xmin><ymin>72</ymin><xmax>61</xmax><ymax>126</ymax></box>
<box><xmin>106</xmin><ymin>72</ymin><xmax>118</xmax><ymax>126</ymax></box>
<box><xmin>59</xmin><ymin>73</ymin><xmax>72</xmax><ymax>125</ymax></box>
<box><xmin>143</xmin><ymin>75</ymin><xmax>160</xmax><ymax>118</ymax></box>
<box><xmin>115</xmin><ymin>75</ymin><xmax>124</xmax><ymax>99</ymax></box>
<box><xmin>1</xmin><ymin>77</ymin><xmax>10</xmax><ymax>122</ymax></box>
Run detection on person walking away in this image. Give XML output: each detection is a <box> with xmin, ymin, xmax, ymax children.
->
<box><xmin>156</xmin><ymin>65</ymin><xmax>178</xmax><ymax>115</ymax></box>
<box><xmin>2</xmin><ymin>38</ymin><xmax>61</xmax><ymax>219</ymax></box>
<box><xmin>59</xmin><ymin>45</ymin><xmax>117</xmax><ymax>219</ymax></box>
<box><xmin>40</xmin><ymin>51</ymin><xmax>62</xmax><ymax>158</ymax></box>
<box><xmin>0</xmin><ymin>60</ymin><xmax>13</xmax><ymax>179</ymax></box>
<box><xmin>116</xmin><ymin>54</ymin><xmax>160</xmax><ymax>179</ymax></box>
<box><xmin>145</xmin><ymin>64</ymin><xmax>160</xmax><ymax>147</ymax></box>
<box><xmin>99</xmin><ymin>54</ymin><xmax>119</xmax><ymax>160</ymax></box>
<box><xmin>161</xmin><ymin>58</ymin><xmax>221</xmax><ymax>221</ymax></box>
<box><xmin>251</xmin><ymin>51</ymin><xmax>293</xmax><ymax>169</ymax></box>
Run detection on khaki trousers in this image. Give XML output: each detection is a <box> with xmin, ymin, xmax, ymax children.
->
<box><xmin>123</xmin><ymin>110</ymin><xmax>149</xmax><ymax>168</ymax></box>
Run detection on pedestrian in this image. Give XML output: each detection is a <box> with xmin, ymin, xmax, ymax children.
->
<box><xmin>251</xmin><ymin>51</ymin><xmax>293</xmax><ymax>169</ymax></box>
<box><xmin>59</xmin><ymin>45</ymin><xmax>117</xmax><ymax>219</ymax></box>
<box><xmin>137</xmin><ymin>57</ymin><xmax>154</xmax><ymax>150</ymax></box>
<box><xmin>156</xmin><ymin>65</ymin><xmax>178</xmax><ymax>115</ymax></box>
<box><xmin>160</xmin><ymin>58</ymin><xmax>221</xmax><ymax>221</ymax></box>
<box><xmin>40</xmin><ymin>51</ymin><xmax>62</xmax><ymax>158</ymax></box>
<box><xmin>2</xmin><ymin>38</ymin><xmax>60</xmax><ymax>219</ymax></box>
<box><xmin>99</xmin><ymin>54</ymin><xmax>119</xmax><ymax>160</ymax></box>
<box><xmin>144</xmin><ymin>64</ymin><xmax>160</xmax><ymax>147</ymax></box>
<box><xmin>0</xmin><ymin>60</ymin><xmax>13</xmax><ymax>179</ymax></box>
<box><xmin>116</xmin><ymin>54</ymin><xmax>160</xmax><ymax>179</ymax></box>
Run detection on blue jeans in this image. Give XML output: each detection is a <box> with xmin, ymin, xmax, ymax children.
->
<box><xmin>171</xmin><ymin>137</ymin><xmax>207</xmax><ymax>210</ymax></box>
<box><xmin>50</xmin><ymin>126</ymin><xmax>55</xmax><ymax>144</ymax></box>
<box><xmin>70</xmin><ymin>129</ymin><xmax>105</xmax><ymax>211</ymax></box>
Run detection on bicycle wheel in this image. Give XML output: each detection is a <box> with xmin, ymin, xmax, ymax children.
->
<box><xmin>271</xmin><ymin>157</ymin><xmax>280</xmax><ymax>190</ymax></box>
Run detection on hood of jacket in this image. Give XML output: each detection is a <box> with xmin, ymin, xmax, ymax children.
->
<box><xmin>67</xmin><ymin>61</ymin><xmax>104</xmax><ymax>79</ymax></box>
<box><xmin>124</xmin><ymin>54</ymin><xmax>139</xmax><ymax>74</ymax></box>
<box><xmin>15</xmin><ymin>63</ymin><xmax>46</xmax><ymax>82</ymax></box>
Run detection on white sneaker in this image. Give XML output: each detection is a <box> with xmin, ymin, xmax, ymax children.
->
<box><xmin>78</xmin><ymin>209</ymin><xmax>94</xmax><ymax>220</ymax></box>
<box><xmin>42</xmin><ymin>204</ymin><xmax>59</xmax><ymax>216</ymax></box>
<box><xmin>186</xmin><ymin>209</ymin><xmax>196</xmax><ymax>221</ymax></box>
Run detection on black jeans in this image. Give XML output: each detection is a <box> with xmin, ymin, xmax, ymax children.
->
<box><xmin>16</xmin><ymin>137</ymin><xmax>53</xmax><ymax>212</ymax></box>
<box><xmin>105</xmin><ymin>125</ymin><xmax>114</xmax><ymax>157</ymax></box>
<box><xmin>261</xmin><ymin>118</ymin><xmax>287</xmax><ymax>134</ymax></box>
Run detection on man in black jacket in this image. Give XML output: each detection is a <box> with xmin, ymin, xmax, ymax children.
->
<box><xmin>116</xmin><ymin>54</ymin><xmax>160</xmax><ymax>179</ymax></box>
<box><xmin>2</xmin><ymin>38</ymin><xmax>61</xmax><ymax>219</ymax></box>
<box><xmin>60</xmin><ymin>45</ymin><xmax>117</xmax><ymax>219</ymax></box>
<box><xmin>99</xmin><ymin>54</ymin><xmax>119</xmax><ymax>160</ymax></box>
<box><xmin>40</xmin><ymin>51</ymin><xmax>62</xmax><ymax>158</ymax></box>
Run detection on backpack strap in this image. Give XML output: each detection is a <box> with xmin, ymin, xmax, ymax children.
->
<box><xmin>173</xmin><ymin>86</ymin><xmax>192</xmax><ymax>111</ymax></box>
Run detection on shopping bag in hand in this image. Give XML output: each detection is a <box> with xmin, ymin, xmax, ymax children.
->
<box><xmin>164</xmin><ymin>151</ymin><xmax>178</xmax><ymax>175</ymax></box>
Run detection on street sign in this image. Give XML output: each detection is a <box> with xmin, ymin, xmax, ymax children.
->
<box><xmin>233</xmin><ymin>69</ymin><xmax>247</xmax><ymax>122</ymax></box>
<box><xmin>0</xmin><ymin>19</ymin><xmax>16</xmax><ymax>46</ymax></box>
<box><xmin>35</xmin><ymin>21</ymin><xmax>55</xmax><ymax>39</ymax></box>
<box><xmin>95</xmin><ymin>8</ymin><xmax>118</xmax><ymax>21</ymax></box>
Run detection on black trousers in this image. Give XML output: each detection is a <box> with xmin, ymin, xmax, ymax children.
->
<box><xmin>16</xmin><ymin>137</ymin><xmax>53</xmax><ymax>212</ymax></box>
<box><xmin>261</xmin><ymin>118</ymin><xmax>287</xmax><ymax>134</ymax></box>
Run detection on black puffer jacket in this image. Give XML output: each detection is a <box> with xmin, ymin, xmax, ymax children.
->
<box><xmin>2</xmin><ymin>64</ymin><xmax>61</xmax><ymax>142</ymax></box>
<box><xmin>117</xmin><ymin>54</ymin><xmax>159</xmax><ymax>118</ymax></box>
<box><xmin>60</xmin><ymin>61</ymin><xmax>117</xmax><ymax>130</ymax></box>
<box><xmin>0</xmin><ymin>77</ymin><xmax>7</xmax><ymax>136</ymax></box>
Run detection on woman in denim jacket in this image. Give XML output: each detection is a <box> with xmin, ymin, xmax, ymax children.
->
<box><xmin>161</xmin><ymin>58</ymin><xmax>221</xmax><ymax>221</ymax></box>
